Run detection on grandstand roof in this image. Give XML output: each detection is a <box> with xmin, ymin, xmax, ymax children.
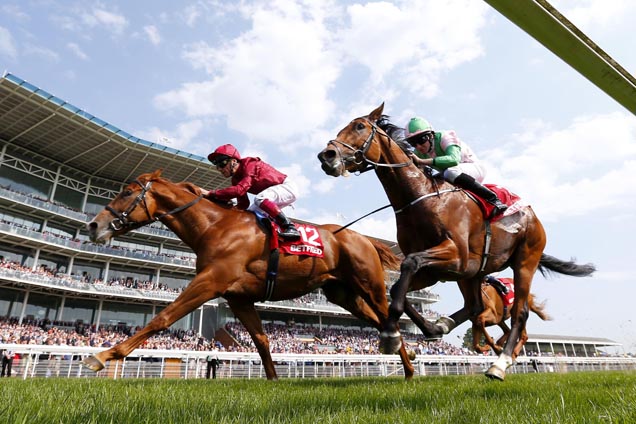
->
<box><xmin>528</xmin><ymin>334</ymin><xmax>620</xmax><ymax>347</ymax></box>
<box><xmin>0</xmin><ymin>72</ymin><xmax>228</xmax><ymax>189</ymax></box>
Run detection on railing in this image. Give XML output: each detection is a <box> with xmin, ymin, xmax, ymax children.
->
<box><xmin>2</xmin><ymin>344</ymin><xmax>634</xmax><ymax>380</ymax></box>
<box><xmin>0</xmin><ymin>221</ymin><xmax>196</xmax><ymax>268</ymax></box>
<box><xmin>0</xmin><ymin>186</ymin><xmax>179</xmax><ymax>240</ymax></box>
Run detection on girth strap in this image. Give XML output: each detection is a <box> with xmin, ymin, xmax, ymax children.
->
<box><xmin>479</xmin><ymin>220</ymin><xmax>492</xmax><ymax>273</ymax></box>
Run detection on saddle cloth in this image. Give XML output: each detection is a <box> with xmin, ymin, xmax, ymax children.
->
<box><xmin>466</xmin><ymin>184</ymin><xmax>522</xmax><ymax>222</ymax></box>
<box><xmin>253</xmin><ymin>210</ymin><xmax>324</xmax><ymax>258</ymax></box>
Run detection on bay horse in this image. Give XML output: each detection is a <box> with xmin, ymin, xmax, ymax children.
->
<box><xmin>317</xmin><ymin>103</ymin><xmax>595</xmax><ymax>380</ymax></box>
<box><xmin>83</xmin><ymin>169</ymin><xmax>414</xmax><ymax>380</ymax></box>
<box><xmin>472</xmin><ymin>277</ymin><xmax>550</xmax><ymax>355</ymax></box>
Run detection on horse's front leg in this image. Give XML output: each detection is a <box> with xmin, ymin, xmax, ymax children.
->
<box><xmin>83</xmin><ymin>271</ymin><xmax>220</xmax><ymax>372</ymax></box>
<box><xmin>380</xmin><ymin>241</ymin><xmax>461</xmax><ymax>354</ymax></box>
<box><xmin>379</xmin><ymin>259</ymin><xmax>418</xmax><ymax>354</ymax></box>
<box><xmin>322</xmin><ymin>284</ymin><xmax>414</xmax><ymax>380</ymax></box>
<box><xmin>227</xmin><ymin>300</ymin><xmax>278</xmax><ymax>381</ymax></box>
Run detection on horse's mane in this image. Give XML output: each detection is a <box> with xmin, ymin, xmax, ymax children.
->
<box><xmin>178</xmin><ymin>181</ymin><xmax>201</xmax><ymax>196</ymax></box>
<box><xmin>175</xmin><ymin>180</ymin><xmax>236</xmax><ymax>209</ymax></box>
<box><xmin>375</xmin><ymin>114</ymin><xmax>412</xmax><ymax>154</ymax></box>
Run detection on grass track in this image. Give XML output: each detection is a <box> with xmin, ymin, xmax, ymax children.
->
<box><xmin>1</xmin><ymin>371</ymin><xmax>635</xmax><ymax>423</ymax></box>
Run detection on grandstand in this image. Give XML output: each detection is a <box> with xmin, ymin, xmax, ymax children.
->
<box><xmin>0</xmin><ymin>72</ymin><xmax>440</xmax><ymax>347</ymax></box>
<box><xmin>0</xmin><ymin>72</ymin><xmax>629</xmax><ymax>374</ymax></box>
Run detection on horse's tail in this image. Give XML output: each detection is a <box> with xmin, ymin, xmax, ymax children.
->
<box><xmin>537</xmin><ymin>253</ymin><xmax>595</xmax><ymax>278</ymax></box>
<box><xmin>368</xmin><ymin>238</ymin><xmax>401</xmax><ymax>271</ymax></box>
<box><xmin>528</xmin><ymin>294</ymin><xmax>551</xmax><ymax>321</ymax></box>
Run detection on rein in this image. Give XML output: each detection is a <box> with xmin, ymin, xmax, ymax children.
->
<box><xmin>333</xmin><ymin>187</ymin><xmax>461</xmax><ymax>234</ymax></box>
<box><xmin>106</xmin><ymin>180</ymin><xmax>203</xmax><ymax>231</ymax></box>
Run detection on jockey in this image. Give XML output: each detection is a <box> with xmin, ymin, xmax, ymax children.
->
<box><xmin>404</xmin><ymin>117</ymin><xmax>507</xmax><ymax>217</ymax></box>
<box><xmin>485</xmin><ymin>275</ymin><xmax>510</xmax><ymax>295</ymax></box>
<box><xmin>205</xmin><ymin>144</ymin><xmax>301</xmax><ymax>241</ymax></box>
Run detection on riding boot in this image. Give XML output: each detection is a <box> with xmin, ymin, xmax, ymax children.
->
<box><xmin>453</xmin><ymin>173</ymin><xmax>508</xmax><ymax>217</ymax></box>
<box><xmin>259</xmin><ymin>199</ymin><xmax>301</xmax><ymax>241</ymax></box>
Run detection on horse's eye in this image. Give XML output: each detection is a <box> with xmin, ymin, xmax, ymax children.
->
<box><xmin>356</xmin><ymin>122</ymin><xmax>365</xmax><ymax>131</ymax></box>
<box><xmin>122</xmin><ymin>190</ymin><xmax>133</xmax><ymax>197</ymax></box>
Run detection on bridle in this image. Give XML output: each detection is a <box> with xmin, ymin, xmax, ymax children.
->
<box><xmin>106</xmin><ymin>179</ymin><xmax>203</xmax><ymax>231</ymax></box>
<box><xmin>326</xmin><ymin>118</ymin><xmax>412</xmax><ymax>174</ymax></box>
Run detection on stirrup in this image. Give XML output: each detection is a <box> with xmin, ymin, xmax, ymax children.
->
<box><xmin>489</xmin><ymin>202</ymin><xmax>507</xmax><ymax>218</ymax></box>
<box><xmin>278</xmin><ymin>227</ymin><xmax>301</xmax><ymax>241</ymax></box>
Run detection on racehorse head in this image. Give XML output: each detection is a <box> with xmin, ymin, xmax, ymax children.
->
<box><xmin>318</xmin><ymin>103</ymin><xmax>409</xmax><ymax>177</ymax></box>
<box><xmin>87</xmin><ymin>169</ymin><xmax>165</xmax><ymax>243</ymax></box>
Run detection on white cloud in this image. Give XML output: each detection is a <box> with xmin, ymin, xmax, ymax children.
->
<box><xmin>338</xmin><ymin>0</ymin><xmax>488</xmax><ymax>100</ymax></box>
<box><xmin>154</xmin><ymin>0</ymin><xmax>489</xmax><ymax>150</ymax></box>
<box><xmin>144</xmin><ymin>25</ymin><xmax>161</xmax><ymax>45</ymax></box>
<box><xmin>23</xmin><ymin>44</ymin><xmax>59</xmax><ymax>62</ymax></box>
<box><xmin>55</xmin><ymin>6</ymin><xmax>128</xmax><ymax>36</ymax></box>
<box><xmin>86</xmin><ymin>8</ymin><xmax>128</xmax><ymax>35</ymax></box>
<box><xmin>67</xmin><ymin>42</ymin><xmax>88</xmax><ymax>60</ymax></box>
<box><xmin>486</xmin><ymin>112</ymin><xmax>636</xmax><ymax>222</ymax></box>
<box><xmin>136</xmin><ymin>119</ymin><xmax>205</xmax><ymax>152</ymax></box>
<box><xmin>278</xmin><ymin>163</ymin><xmax>311</xmax><ymax>199</ymax></box>
<box><xmin>154</xmin><ymin>0</ymin><xmax>341</xmax><ymax>142</ymax></box>
<box><xmin>0</xmin><ymin>26</ymin><xmax>17</xmax><ymax>60</ymax></box>
<box><xmin>1</xmin><ymin>5</ymin><xmax>29</xmax><ymax>22</ymax></box>
<box><xmin>313</xmin><ymin>178</ymin><xmax>336</xmax><ymax>194</ymax></box>
<box><xmin>552</xmin><ymin>0</ymin><xmax>636</xmax><ymax>29</ymax></box>
<box><xmin>182</xmin><ymin>5</ymin><xmax>201</xmax><ymax>27</ymax></box>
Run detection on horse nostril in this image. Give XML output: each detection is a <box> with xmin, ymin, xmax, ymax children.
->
<box><xmin>319</xmin><ymin>150</ymin><xmax>336</xmax><ymax>162</ymax></box>
<box><xmin>87</xmin><ymin>221</ymin><xmax>97</xmax><ymax>231</ymax></box>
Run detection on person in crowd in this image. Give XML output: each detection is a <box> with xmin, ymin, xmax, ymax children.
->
<box><xmin>1</xmin><ymin>349</ymin><xmax>14</xmax><ymax>377</ymax></box>
<box><xmin>404</xmin><ymin>117</ymin><xmax>507</xmax><ymax>217</ymax></box>
<box><xmin>205</xmin><ymin>144</ymin><xmax>300</xmax><ymax>240</ymax></box>
<box><xmin>206</xmin><ymin>351</ymin><xmax>220</xmax><ymax>379</ymax></box>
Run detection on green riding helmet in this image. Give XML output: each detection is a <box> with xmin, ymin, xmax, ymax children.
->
<box><xmin>405</xmin><ymin>117</ymin><xmax>433</xmax><ymax>140</ymax></box>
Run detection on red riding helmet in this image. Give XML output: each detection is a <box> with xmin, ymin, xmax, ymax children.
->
<box><xmin>208</xmin><ymin>144</ymin><xmax>241</xmax><ymax>164</ymax></box>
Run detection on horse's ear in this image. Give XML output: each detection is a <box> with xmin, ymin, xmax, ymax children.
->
<box><xmin>369</xmin><ymin>103</ymin><xmax>385</xmax><ymax>121</ymax></box>
<box><xmin>151</xmin><ymin>169</ymin><xmax>163</xmax><ymax>179</ymax></box>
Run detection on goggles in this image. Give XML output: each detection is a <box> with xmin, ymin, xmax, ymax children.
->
<box><xmin>212</xmin><ymin>155</ymin><xmax>232</xmax><ymax>168</ymax></box>
<box><xmin>407</xmin><ymin>132</ymin><xmax>434</xmax><ymax>147</ymax></box>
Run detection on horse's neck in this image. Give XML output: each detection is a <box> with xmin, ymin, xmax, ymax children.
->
<box><xmin>375</xmin><ymin>145</ymin><xmax>439</xmax><ymax>210</ymax></box>
<box><xmin>154</xmin><ymin>190</ymin><xmax>223</xmax><ymax>250</ymax></box>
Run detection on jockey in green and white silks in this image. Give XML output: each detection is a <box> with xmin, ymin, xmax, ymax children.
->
<box><xmin>405</xmin><ymin>117</ymin><xmax>507</xmax><ymax>217</ymax></box>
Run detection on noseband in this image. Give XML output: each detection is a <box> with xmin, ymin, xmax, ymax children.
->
<box><xmin>106</xmin><ymin>180</ymin><xmax>203</xmax><ymax>231</ymax></box>
<box><xmin>327</xmin><ymin>119</ymin><xmax>411</xmax><ymax>174</ymax></box>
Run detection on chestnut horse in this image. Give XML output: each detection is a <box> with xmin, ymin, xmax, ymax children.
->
<box><xmin>83</xmin><ymin>169</ymin><xmax>414</xmax><ymax>380</ymax></box>
<box><xmin>472</xmin><ymin>278</ymin><xmax>550</xmax><ymax>355</ymax></box>
<box><xmin>317</xmin><ymin>103</ymin><xmax>595</xmax><ymax>380</ymax></box>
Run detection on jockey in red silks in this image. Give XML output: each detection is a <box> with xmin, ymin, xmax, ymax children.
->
<box><xmin>205</xmin><ymin>144</ymin><xmax>301</xmax><ymax>241</ymax></box>
<box><xmin>404</xmin><ymin>117</ymin><xmax>507</xmax><ymax>217</ymax></box>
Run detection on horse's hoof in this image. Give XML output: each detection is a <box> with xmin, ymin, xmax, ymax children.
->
<box><xmin>407</xmin><ymin>349</ymin><xmax>417</xmax><ymax>361</ymax></box>
<box><xmin>83</xmin><ymin>355</ymin><xmax>105</xmax><ymax>372</ymax></box>
<box><xmin>379</xmin><ymin>331</ymin><xmax>402</xmax><ymax>354</ymax></box>
<box><xmin>485</xmin><ymin>365</ymin><xmax>506</xmax><ymax>381</ymax></box>
<box><xmin>435</xmin><ymin>316</ymin><xmax>455</xmax><ymax>334</ymax></box>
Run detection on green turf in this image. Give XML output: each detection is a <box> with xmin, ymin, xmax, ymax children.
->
<box><xmin>1</xmin><ymin>372</ymin><xmax>635</xmax><ymax>423</ymax></box>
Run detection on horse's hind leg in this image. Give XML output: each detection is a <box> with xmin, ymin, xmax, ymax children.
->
<box><xmin>83</xmin><ymin>273</ymin><xmax>218</xmax><ymax>371</ymax></box>
<box><xmin>486</xmin><ymin>235</ymin><xmax>544</xmax><ymax>380</ymax></box>
<box><xmin>323</xmin><ymin>283</ymin><xmax>415</xmax><ymax>380</ymax></box>
<box><xmin>472</xmin><ymin>317</ymin><xmax>495</xmax><ymax>354</ymax></box>
<box><xmin>226</xmin><ymin>300</ymin><xmax>278</xmax><ymax>381</ymax></box>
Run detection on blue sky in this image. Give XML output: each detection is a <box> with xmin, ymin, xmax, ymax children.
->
<box><xmin>2</xmin><ymin>0</ymin><xmax>635</xmax><ymax>352</ymax></box>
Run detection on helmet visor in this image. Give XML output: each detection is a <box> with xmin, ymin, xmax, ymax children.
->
<box><xmin>211</xmin><ymin>154</ymin><xmax>232</xmax><ymax>167</ymax></box>
<box><xmin>407</xmin><ymin>131</ymin><xmax>433</xmax><ymax>147</ymax></box>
